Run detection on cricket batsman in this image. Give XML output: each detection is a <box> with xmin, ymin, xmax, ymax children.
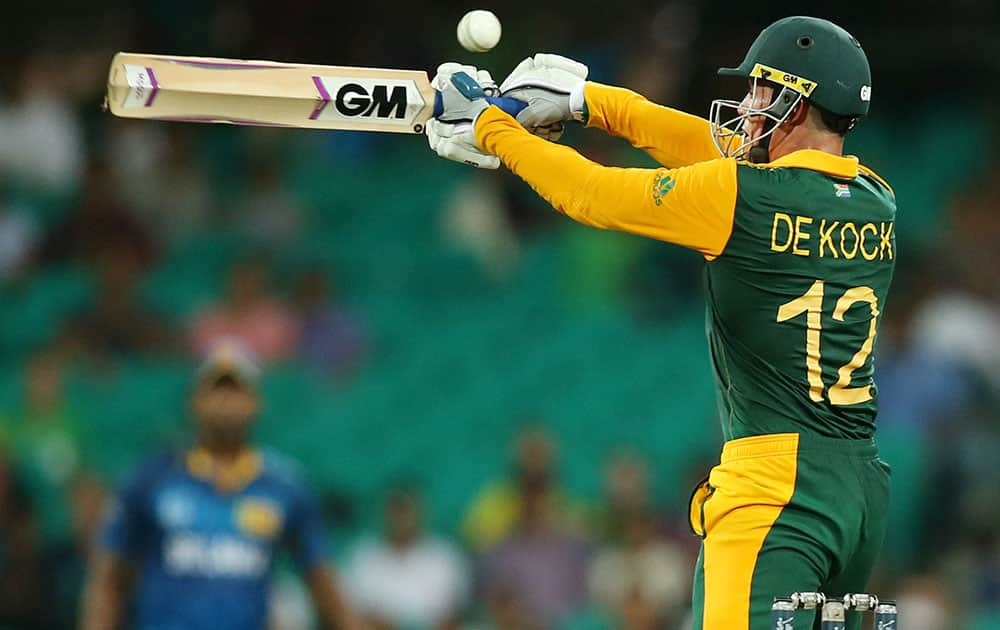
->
<box><xmin>427</xmin><ymin>16</ymin><xmax>895</xmax><ymax>630</ymax></box>
<box><xmin>81</xmin><ymin>341</ymin><xmax>362</xmax><ymax>630</ymax></box>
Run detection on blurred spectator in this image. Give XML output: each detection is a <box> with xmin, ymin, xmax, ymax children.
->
<box><xmin>80</xmin><ymin>341</ymin><xmax>361</xmax><ymax>630</ymax></box>
<box><xmin>441</xmin><ymin>173</ymin><xmax>520</xmax><ymax>282</ymax></box>
<box><xmin>70</xmin><ymin>240</ymin><xmax>174</xmax><ymax>362</ymax></box>
<box><xmin>270</xmin><ymin>569</ymin><xmax>318</xmax><ymax>630</ymax></box>
<box><xmin>893</xmin><ymin>574</ymin><xmax>955</xmax><ymax>630</ymax></box>
<box><xmin>43</xmin><ymin>158</ymin><xmax>157</xmax><ymax>266</ymax></box>
<box><xmin>0</xmin><ymin>451</ymin><xmax>47</xmax><ymax>628</ymax></box>
<box><xmin>923</xmin><ymin>404</ymin><xmax>1000</xmax><ymax>557</ymax></box>
<box><xmin>189</xmin><ymin>256</ymin><xmax>300</xmax><ymax>363</ymax></box>
<box><xmin>293</xmin><ymin>267</ymin><xmax>368</xmax><ymax>379</ymax></box>
<box><xmin>595</xmin><ymin>451</ymin><xmax>654</xmax><ymax>542</ymax></box>
<box><xmin>105</xmin><ymin>119</ymin><xmax>169</xmax><ymax>199</ymax></box>
<box><xmin>588</xmin><ymin>452</ymin><xmax>689</xmax><ymax>629</ymax></box>
<box><xmin>479</xmin><ymin>469</ymin><xmax>591</xmax><ymax>629</ymax></box>
<box><xmin>874</xmin><ymin>282</ymin><xmax>974</xmax><ymax>430</ymax></box>
<box><xmin>238</xmin><ymin>158</ymin><xmax>303</xmax><ymax>251</ymax></box>
<box><xmin>561</xmin><ymin>228</ymin><xmax>643</xmax><ymax>312</ymax></box>
<box><xmin>0</xmin><ymin>51</ymin><xmax>84</xmax><ymax>191</ymax></box>
<box><xmin>345</xmin><ymin>482</ymin><xmax>469</xmax><ymax>629</ymax></box>
<box><xmin>463</xmin><ymin>426</ymin><xmax>588</xmax><ymax>551</ymax></box>
<box><xmin>938</xmin><ymin>530</ymin><xmax>1000</xmax><ymax>624</ymax></box>
<box><xmin>0</xmin><ymin>188</ymin><xmax>40</xmax><ymax>282</ymax></box>
<box><xmin>968</xmin><ymin>535</ymin><xmax>1000</xmax><ymax>617</ymax></box>
<box><xmin>4</xmin><ymin>348</ymin><xmax>80</xmax><ymax>483</ymax></box>
<box><xmin>909</xmin><ymin>289</ymin><xmax>1000</xmax><ymax>392</ymax></box>
<box><xmin>587</xmin><ymin>510</ymin><xmax>689</xmax><ymax>629</ymax></box>
<box><xmin>44</xmin><ymin>472</ymin><xmax>109</xmax><ymax>628</ymax></box>
<box><xmin>945</xmin><ymin>168</ymin><xmax>1000</xmax><ymax>293</ymax></box>
<box><xmin>909</xmin><ymin>174</ymin><xmax>1000</xmax><ymax>393</ymax></box>
<box><xmin>620</xmin><ymin>3</ymin><xmax>699</xmax><ymax>106</ymax></box>
<box><xmin>2</xmin><ymin>348</ymin><xmax>82</xmax><ymax>539</ymax></box>
<box><xmin>112</xmin><ymin>125</ymin><xmax>214</xmax><ymax>243</ymax></box>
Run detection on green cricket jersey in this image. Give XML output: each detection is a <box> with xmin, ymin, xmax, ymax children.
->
<box><xmin>707</xmin><ymin>154</ymin><xmax>896</xmax><ymax>440</ymax></box>
<box><xmin>477</xmin><ymin>83</ymin><xmax>896</xmax><ymax>442</ymax></box>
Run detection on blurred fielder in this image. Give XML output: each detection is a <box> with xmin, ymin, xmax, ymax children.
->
<box><xmin>81</xmin><ymin>341</ymin><xmax>361</xmax><ymax>630</ymax></box>
<box><xmin>428</xmin><ymin>16</ymin><xmax>895</xmax><ymax>630</ymax></box>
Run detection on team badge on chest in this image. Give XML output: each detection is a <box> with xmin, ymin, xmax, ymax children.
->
<box><xmin>235</xmin><ymin>498</ymin><xmax>283</xmax><ymax>539</ymax></box>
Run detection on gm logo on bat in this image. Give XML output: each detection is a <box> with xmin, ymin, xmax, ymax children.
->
<box><xmin>312</xmin><ymin>77</ymin><xmax>425</xmax><ymax>127</ymax></box>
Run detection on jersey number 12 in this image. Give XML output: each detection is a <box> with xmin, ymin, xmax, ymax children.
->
<box><xmin>776</xmin><ymin>279</ymin><xmax>879</xmax><ymax>406</ymax></box>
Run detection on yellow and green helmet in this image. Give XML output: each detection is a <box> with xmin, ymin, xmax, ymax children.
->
<box><xmin>719</xmin><ymin>16</ymin><xmax>872</xmax><ymax>118</ymax></box>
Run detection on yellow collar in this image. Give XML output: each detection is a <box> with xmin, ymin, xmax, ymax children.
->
<box><xmin>763</xmin><ymin>149</ymin><xmax>859</xmax><ymax>180</ymax></box>
<box><xmin>187</xmin><ymin>447</ymin><xmax>262</xmax><ymax>492</ymax></box>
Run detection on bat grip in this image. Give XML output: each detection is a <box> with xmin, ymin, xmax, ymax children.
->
<box><xmin>432</xmin><ymin>91</ymin><xmax>527</xmax><ymax>120</ymax></box>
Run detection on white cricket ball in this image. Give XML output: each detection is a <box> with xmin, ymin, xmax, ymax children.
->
<box><xmin>457</xmin><ymin>10</ymin><xmax>502</xmax><ymax>53</ymax></box>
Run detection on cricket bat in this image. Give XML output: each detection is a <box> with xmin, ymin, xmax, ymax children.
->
<box><xmin>105</xmin><ymin>52</ymin><xmax>525</xmax><ymax>134</ymax></box>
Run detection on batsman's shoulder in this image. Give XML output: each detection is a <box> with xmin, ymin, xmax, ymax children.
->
<box><xmin>654</xmin><ymin>157</ymin><xmax>740</xmax><ymax>209</ymax></box>
<box><xmin>730</xmin><ymin>158</ymin><xmax>792</xmax><ymax>204</ymax></box>
<box><xmin>857</xmin><ymin>163</ymin><xmax>896</xmax><ymax>199</ymax></box>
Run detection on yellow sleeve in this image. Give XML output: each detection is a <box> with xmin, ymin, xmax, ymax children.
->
<box><xmin>583</xmin><ymin>82</ymin><xmax>722</xmax><ymax>168</ymax></box>
<box><xmin>476</xmin><ymin>107</ymin><xmax>737</xmax><ymax>258</ymax></box>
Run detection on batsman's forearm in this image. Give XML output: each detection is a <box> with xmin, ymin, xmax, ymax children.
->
<box><xmin>583</xmin><ymin>83</ymin><xmax>720</xmax><ymax>167</ymax></box>
<box><xmin>476</xmin><ymin>107</ymin><xmax>654</xmax><ymax>231</ymax></box>
<box><xmin>476</xmin><ymin>106</ymin><xmax>736</xmax><ymax>257</ymax></box>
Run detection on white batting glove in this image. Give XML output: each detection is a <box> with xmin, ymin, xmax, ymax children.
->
<box><xmin>426</xmin><ymin>63</ymin><xmax>500</xmax><ymax>169</ymax></box>
<box><xmin>500</xmin><ymin>54</ymin><xmax>589</xmax><ymax>140</ymax></box>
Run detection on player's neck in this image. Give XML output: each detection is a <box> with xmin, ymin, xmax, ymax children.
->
<box><xmin>198</xmin><ymin>438</ymin><xmax>249</xmax><ymax>463</ymax></box>
<box><xmin>389</xmin><ymin>532</ymin><xmax>419</xmax><ymax>550</ymax></box>
<box><xmin>770</xmin><ymin>128</ymin><xmax>844</xmax><ymax>160</ymax></box>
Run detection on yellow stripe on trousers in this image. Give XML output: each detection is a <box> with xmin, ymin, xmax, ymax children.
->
<box><xmin>701</xmin><ymin>433</ymin><xmax>800</xmax><ymax>630</ymax></box>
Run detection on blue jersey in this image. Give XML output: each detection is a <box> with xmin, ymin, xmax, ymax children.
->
<box><xmin>100</xmin><ymin>448</ymin><xmax>327</xmax><ymax>630</ymax></box>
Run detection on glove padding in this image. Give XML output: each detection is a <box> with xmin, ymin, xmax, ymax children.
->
<box><xmin>426</xmin><ymin>63</ymin><xmax>500</xmax><ymax>169</ymax></box>
<box><xmin>500</xmin><ymin>54</ymin><xmax>589</xmax><ymax>140</ymax></box>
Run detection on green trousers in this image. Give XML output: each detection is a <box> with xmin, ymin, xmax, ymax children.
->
<box><xmin>688</xmin><ymin>433</ymin><xmax>891</xmax><ymax>630</ymax></box>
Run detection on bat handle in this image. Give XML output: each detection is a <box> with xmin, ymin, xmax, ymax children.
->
<box><xmin>432</xmin><ymin>92</ymin><xmax>527</xmax><ymax>121</ymax></box>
